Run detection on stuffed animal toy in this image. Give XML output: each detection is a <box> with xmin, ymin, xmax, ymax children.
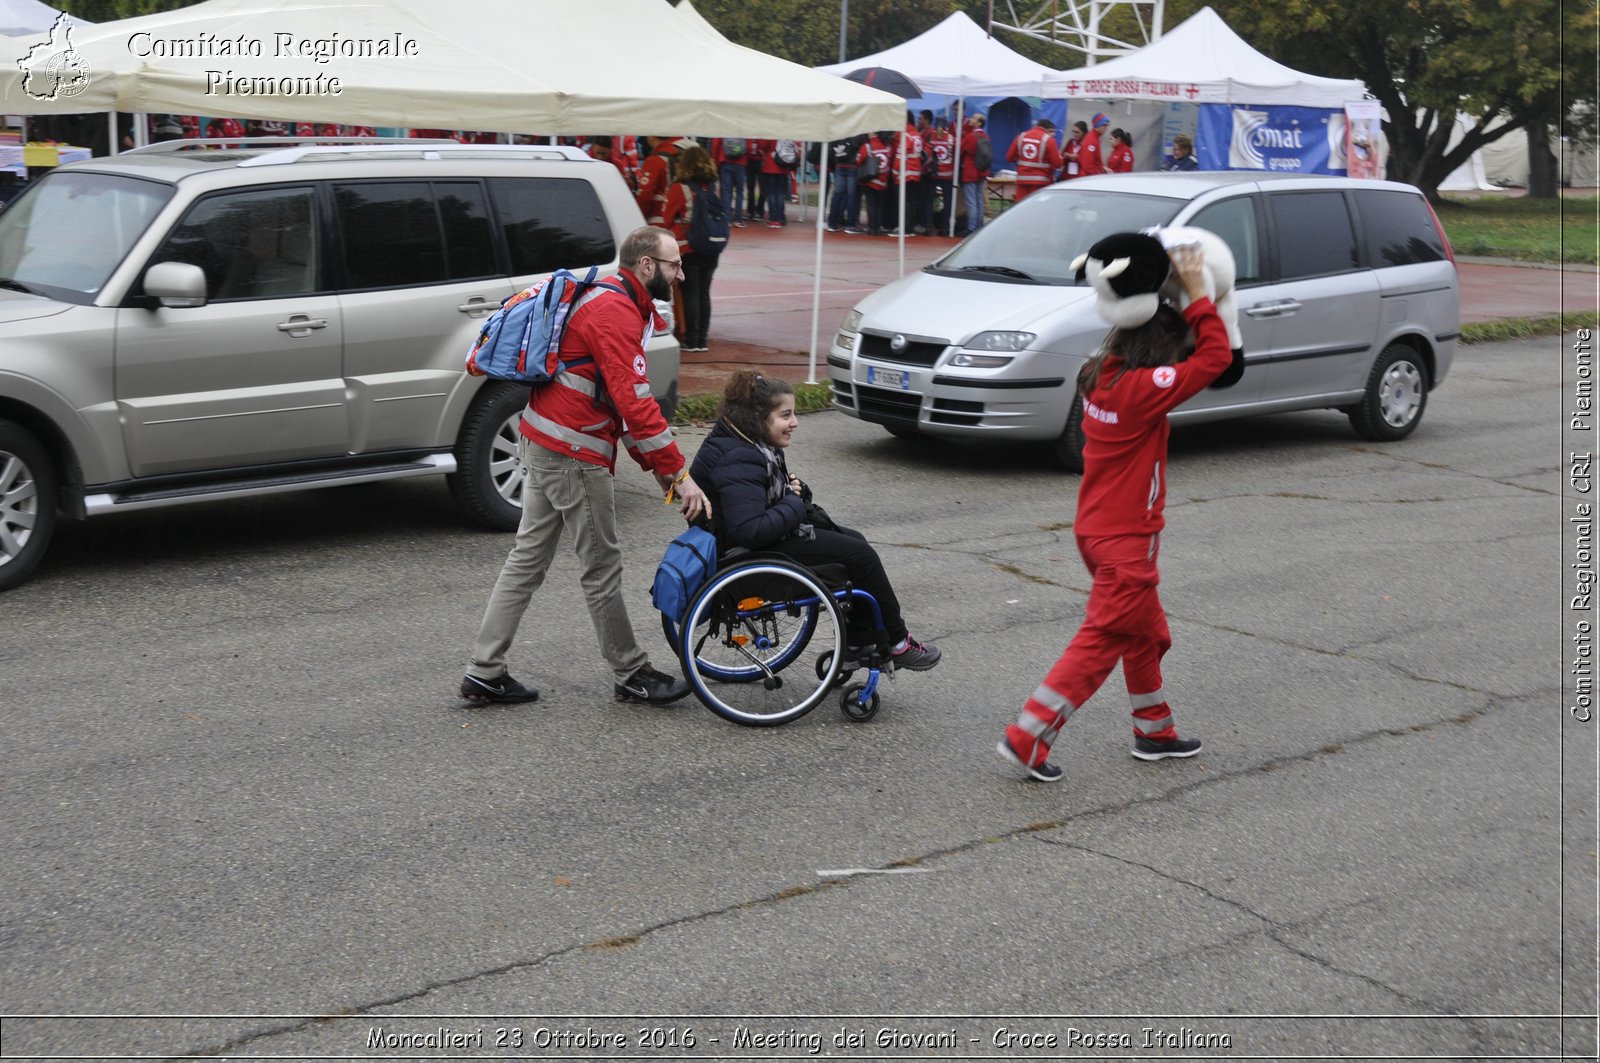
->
<box><xmin>1071</xmin><ymin>226</ymin><xmax>1245</xmax><ymax>388</ymax></box>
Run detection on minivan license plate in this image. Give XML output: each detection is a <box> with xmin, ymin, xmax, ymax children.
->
<box><xmin>868</xmin><ymin>366</ymin><xmax>909</xmax><ymax>390</ymax></box>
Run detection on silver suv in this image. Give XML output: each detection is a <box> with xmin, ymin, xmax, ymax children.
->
<box><xmin>0</xmin><ymin>140</ymin><xmax>678</xmax><ymax>591</ymax></box>
<box><xmin>829</xmin><ymin>173</ymin><xmax>1459</xmax><ymax>469</ymax></box>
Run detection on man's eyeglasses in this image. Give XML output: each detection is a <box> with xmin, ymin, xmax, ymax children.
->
<box><xmin>648</xmin><ymin>255</ymin><xmax>683</xmax><ymax>275</ymax></box>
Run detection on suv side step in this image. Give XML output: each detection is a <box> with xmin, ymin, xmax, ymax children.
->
<box><xmin>83</xmin><ymin>453</ymin><xmax>457</xmax><ymax>515</ymax></box>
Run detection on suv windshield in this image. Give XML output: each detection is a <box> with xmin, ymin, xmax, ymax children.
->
<box><xmin>933</xmin><ymin>187</ymin><xmax>1183</xmax><ymax>285</ymax></box>
<box><xmin>0</xmin><ymin>172</ymin><xmax>173</xmax><ymax>302</ymax></box>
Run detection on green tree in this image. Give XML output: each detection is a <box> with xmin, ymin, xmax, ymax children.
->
<box><xmin>1202</xmin><ymin>0</ymin><xmax>1596</xmax><ymax>201</ymax></box>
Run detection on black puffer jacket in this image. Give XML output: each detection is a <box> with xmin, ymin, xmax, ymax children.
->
<box><xmin>689</xmin><ymin>420</ymin><xmax>808</xmax><ymax>549</ymax></box>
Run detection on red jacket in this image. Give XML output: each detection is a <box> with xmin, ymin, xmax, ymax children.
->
<box><xmin>661</xmin><ymin>178</ymin><xmax>715</xmax><ymax>257</ymax></box>
<box><xmin>959</xmin><ymin>129</ymin><xmax>990</xmax><ymax>182</ymax></box>
<box><xmin>635</xmin><ymin>143</ymin><xmax>679</xmax><ymax>225</ymax></box>
<box><xmin>858</xmin><ymin>136</ymin><xmax>892</xmax><ymax>191</ymax></box>
<box><xmin>895</xmin><ymin>126</ymin><xmax>925</xmax><ymax>182</ymax></box>
<box><xmin>518</xmin><ymin>268</ymin><xmax>684</xmax><ymax>477</ymax></box>
<box><xmin>928</xmin><ymin>128</ymin><xmax>956</xmax><ymax>180</ymax></box>
<box><xmin>1072</xmin><ymin>298</ymin><xmax>1232</xmax><ymax>538</ymax></box>
<box><xmin>1077</xmin><ymin>128</ymin><xmax>1108</xmax><ymax>177</ymax></box>
<box><xmin>1007</xmin><ymin>126</ymin><xmax>1062</xmax><ymax>193</ymax></box>
<box><xmin>1108</xmin><ymin>141</ymin><xmax>1134</xmax><ymax>173</ymax></box>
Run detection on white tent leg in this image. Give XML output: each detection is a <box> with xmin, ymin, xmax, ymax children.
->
<box><xmin>807</xmin><ymin>143</ymin><xmax>832</xmax><ymax>385</ymax></box>
<box><xmin>897</xmin><ymin>133</ymin><xmax>907</xmax><ymax>276</ymax></box>
<box><xmin>949</xmin><ymin>99</ymin><xmax>964</xmax><ymax>236</ymax></box>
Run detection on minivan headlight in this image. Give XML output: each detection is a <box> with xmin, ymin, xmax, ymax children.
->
<box><xmin>964</xmin><ymin>330</ymin><xmax>1035</xmax><ymax>353</ymax></box>
<box><xmin>950</xmin><ymin>352</ymin><xmax>1014</xmax><ymax>368</ymax></box>
<box><xmin>836</xmin><ymin>308</ymin><xmax>864</xmax><ymax>351</ymax></box>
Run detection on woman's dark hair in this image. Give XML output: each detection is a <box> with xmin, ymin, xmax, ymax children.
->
<box><xmin>720</xmin><ymin>369</ymin><xmax>796</xmax><ymax>443</ymax></box>
<box><xmin>1112</xmin><ymin>127</ymin><xmax>1130</xmax><ymax>144</ymax></box>
<box><xmin>1077</xmin><ymin>304</ymin><xmax>1193</xmax><ymax>396</ymax></box>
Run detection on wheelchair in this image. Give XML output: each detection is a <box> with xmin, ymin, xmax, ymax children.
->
<box><xmin>660</xmin><ymin>549</ymin><xmax>892</xmax><ymax>727</ymax></box>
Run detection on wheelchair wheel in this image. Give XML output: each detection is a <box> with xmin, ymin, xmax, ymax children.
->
<box><xmin>679</xmin><ymin>560</ymin><xmax>843</xmax><ymax>726</ymax></box>
<box><xmin>839</xmin><ymin>682</ymin><xmax>880</xmax><ymax>722</ymax></box>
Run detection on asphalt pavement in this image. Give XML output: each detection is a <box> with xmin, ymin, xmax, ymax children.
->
<box><xmin>1</xmin><ymin>329</ymin><xmax>1593</xmax><ymax>1058</ymax></box>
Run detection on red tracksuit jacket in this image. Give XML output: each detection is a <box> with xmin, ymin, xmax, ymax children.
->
<box><xmin>1073</xmin><ymin>298</ymin><xmax>1232</xmax><ymax>538</ymax></box>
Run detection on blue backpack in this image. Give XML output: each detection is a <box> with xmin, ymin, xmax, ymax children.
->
<box><xmin>651</xmin><ymin>525</ymin><xmax>719</xmax><ymax>623</ymax></box>
<box><xmin>687</xmin><ymin>183</ymin><xmax>730</xmax><ymax>256</ymax></box>
<box><xmin>465</xmin><ymin>266</ymin><xmax>625</xmax><ymax>383</ymax></box>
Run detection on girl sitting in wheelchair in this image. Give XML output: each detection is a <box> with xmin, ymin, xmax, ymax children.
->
<box><xmin>688</xmin><ymin>369</ymin><xmax>941</xmax><ymax>671</ymax></box>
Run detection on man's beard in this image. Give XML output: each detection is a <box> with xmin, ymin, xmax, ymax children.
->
<box><xmin>645</xmin><ymin>268</ymin><xmax>674</xmax><ymax>302</ymax></box>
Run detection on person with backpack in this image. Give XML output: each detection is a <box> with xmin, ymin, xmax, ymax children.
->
<box><xmin>460</xmin><ymin>226</ymin><xmax>711</xmax><ymax>709</ymax></box>
<box><xmin>635</xmin><ymin>135</ymin><xmax>685</xmax><ymax>226</ymax></box>
<box><xmin>758</xmin><ymin>137</ymin><xmax>794</xmax><ymax>228</ymax></box>
<box><xmin>661</xmin><ymin>144</ymin><xmax>726</xmax><ymax>352</ymax></box>
<box><xmin>856</xmin><ymin>131</ymin><xmax>894</xmax><ymax>237</ymax></box>
<box><xmin>689</xmin><ymin>369</ymin><xmax>942</xmax><ymax>672</ymax></box>
<box><xmin>712</xmin><ymin>137</ymin><xmax>748</xmax><ymax>227</ymax></box>
<box><xmin>959</xmin><ymin>113</ymin><xmax>992</xmax><ymax>236</ymax></box>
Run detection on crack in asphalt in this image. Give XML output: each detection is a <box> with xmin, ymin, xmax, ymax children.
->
<box><xmin>1030</xmin><ymin>834</ymin><xmax>1444</xmax><ymax>1011</ymax></box>
<box><xmin>194</xmin><ymin>693</ymin><xmax>1531</xmax><ymax>1058</ymax></box>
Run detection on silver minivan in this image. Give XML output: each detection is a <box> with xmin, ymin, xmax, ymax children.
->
<box><xmin>0</xmin><ymin>140</ymin><xmax>678</xmax><ymax>591</ymax></box>
<box><xmin>829</xmin><ymin>173</ymin><xmax>1459</xmax><ymax>469</ymax></box>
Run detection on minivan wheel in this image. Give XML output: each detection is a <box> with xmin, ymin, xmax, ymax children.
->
<box><xmin>0</xmin><ymin>419</ymin><xmax>58</xmax><ymax>592</ymax></box>
<box><xmin>448</xmin><ymin>382</ymin><xmax>529</xmax><ymax>531</ymax></box>
<box><xmin>1349</xmin><ymin>343</ymin><xmax>1428</xmax><ymax>442</ymax></box>
<box><xmin>1052</xmin><ymin>394</ymin><xmax>1086</xmax><ymax>473</ymax></box>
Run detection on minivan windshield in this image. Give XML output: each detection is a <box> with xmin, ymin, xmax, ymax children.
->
<box><xmin>0</xmin><ymin>171</ymin><xmax>173</xmax><ymax>303</ymax></box>
<box><xmin>933</xmin><ymin>187</ymin><xmax>1184</xmax><ymax>285</ymax></box>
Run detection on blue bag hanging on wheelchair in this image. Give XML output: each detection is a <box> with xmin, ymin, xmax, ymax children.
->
<box><xmin>651</xmin><ymin>525</ymin><xmax>718</xmax><ymax>623</ymax></box>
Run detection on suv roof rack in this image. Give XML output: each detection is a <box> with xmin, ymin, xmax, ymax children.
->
<box><xmin>238</xmin><ymin>142</ymin><xmax>595</xmax><ymax>167</ymax></box>
<box><xmin>123</xmin><ymin>135</ymin><xmax>455</xmax><ymax>155</ymax></box>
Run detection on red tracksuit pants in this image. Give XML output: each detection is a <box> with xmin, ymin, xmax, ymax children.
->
<box><xmin>1006</xmin><ymin>533</ymin><xmax>1180</xmax><ymax>767</ymax></box>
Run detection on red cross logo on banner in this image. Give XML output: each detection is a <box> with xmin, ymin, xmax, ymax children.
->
<box><xmin>1185</xmin><ymin>84</ymin><xmax>1201</xmax><ymax>99</ymax></box>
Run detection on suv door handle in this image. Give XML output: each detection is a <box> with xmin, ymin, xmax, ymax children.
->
<box><xmin>458</xmin><ymin>298</ymin><xmax>497</xmax><ymax>316</ymax></box>
<box><xmin>1244</xmin><ymin>301</ymin><xmax>1302</xmax><ymax>318</ymax></box>
<box><xmin>276</xmin><ymin>316</ymin><xmax>329</xmax><ymax>334</ymax></box>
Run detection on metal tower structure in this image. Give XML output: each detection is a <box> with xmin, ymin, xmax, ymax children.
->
<box><xmin>988</xmin><ymin>0</ymin><xmax>1166</xmax><ymax>65</ymax></box>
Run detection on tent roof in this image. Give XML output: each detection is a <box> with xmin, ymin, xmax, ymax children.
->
<box><xmin>0</xmin><ymin>0</ymin><xmax>903</xmax><ymax>139</ymax></box>
<box><xmin>816</xmin><ymin>10</ymin><xmax>1057</xmax><ymax>97</ymax></box>
<box><xmin>0</xmin><ymin>0</ymin><xmax>87</xmax><ymax>38</ymax></box>
<box><xmin>1041</xmin><ymin>7</ymin><xmax>1365</xmax><ymax>108</ymax></box>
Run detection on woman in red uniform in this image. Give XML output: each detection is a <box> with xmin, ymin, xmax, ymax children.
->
<box><xmin>997</xmin><ymin>245</ymin><xmax>1233</xmax><ymax>782</ymax></box>
<box><xmin>1107</xmin><ymin>127</ymin><xmax>1135</xmax><ymax>173</ymax></box>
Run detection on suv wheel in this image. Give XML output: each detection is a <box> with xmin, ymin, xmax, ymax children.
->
<box><xmin>0</xmin><ymin>419</ymin><xmax>58</xmax><ymax>592</ymax></box>
<box><xmin>1349</xmin><ymin>343</ymin><xmax>1428</xmax><ymax>442</ymax></box>
<box><xmin>1052</xmin><ymin>394</ymin><xmax>1086</xmax><ymax>473</ymax></box>
<box><xmin>448</xmin><ymin>382</ymin><xmax>529</xmax><ymax>531</ymax></box>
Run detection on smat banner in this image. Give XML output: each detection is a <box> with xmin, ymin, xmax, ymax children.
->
<box><xmin>1195</xmin><ymin>103</ymin><xmax>1343</xmax><ymax>174</ymax></box>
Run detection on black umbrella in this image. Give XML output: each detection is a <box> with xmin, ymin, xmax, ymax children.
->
<box><xmin>842</xmin><ymin>66</ymin><xmax>923</xmax><ymax>100</ymax></box>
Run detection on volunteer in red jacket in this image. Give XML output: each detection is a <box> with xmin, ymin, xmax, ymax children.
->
<box><xmin>1006</xmin><ymin>117</ymin><xmax>1063</xmax><ymax>201</ymax></box>
<box><xmin>857</xmin><ymin>132</ymin><xmax>894</xmax><ymax>236</ymax></box>
<box><xmin>1077</xmin><ymin>112</ymin><xmax>1111</xmax><ymax>177</ymax></box>
<box><xmin>462</xmin><ymin>226</ymin><xmax>711</xmax><ymax>709</ymax></box>
<box><xmin>997</xmin><ymin>245</ymin><xmax>1233</xmax><ymax>782</ymax></box>
<box><xmin>635</xmin><ymin>135</ymin><xmax>683</xmax><ymax>226</ymax></box>
<box><xmin>1107</xmin><ymin>127</ymin><xmax>1135</xmax><ymax>172</ymax></box>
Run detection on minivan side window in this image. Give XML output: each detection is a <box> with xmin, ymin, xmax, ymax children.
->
<box><xmin>487</xmin><ymin>177</ymin><xmax>617</xmax><ymax>276</ymax></box>
<box><xmin>334</xmin><ymin>180</ymin><xmax>497</xmax><ymax>290</ymax></box>
<box><xmin>156</xmin><ymin>186</ymin><xmax>318</xmax><ymax>300</ymax></box>
<box><xmin>1352</xmin><ymin>189</ymin><xmax>1446</xmax><ymax>267</ymax></box>
<box><xmin>1187</xmin><ymin>196</ymin><xmax>1263</xmax><ymax>285</ymax></box>
<box><xmin>1267</xmin><ymin>191</ymin><xmax>1359</xmax><ymax>280</ymax></box>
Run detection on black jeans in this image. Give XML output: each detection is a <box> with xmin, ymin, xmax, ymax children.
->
<box><xmin>680</xmin><ymin>254</ymin><xmax>718</xmax><ymax>347</ymax></box>
<box><xmin>776</xmin><ymin>523</ymin><xmax>905</xmax><ymax>646</ymax></box>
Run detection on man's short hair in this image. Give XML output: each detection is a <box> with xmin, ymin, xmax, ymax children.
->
<box><xmin>620</xmin><ymin>226</ymin><xmax>672</xmax><ymax>271</ymax></box>
<box><xmin>972</xmin><ymin>114</ymin><xmax>986</xmax><ymax>127</ymax></box>
<box><xmin>1038</xmin><ymin>118</ymin><xmax>1055</xmax><ymax>131</ymax></box>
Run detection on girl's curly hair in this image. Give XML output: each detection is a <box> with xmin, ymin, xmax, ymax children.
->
<box><xmin>720</xmin><ymin>369</ymin><xmax>795</xmax><ymax>443</ymax></box>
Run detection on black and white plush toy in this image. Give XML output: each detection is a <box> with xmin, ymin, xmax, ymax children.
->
<box><xmin>1070</xmin><ymin>226</ymin><xmax>1245</xmax><ymax>388</ymax></box>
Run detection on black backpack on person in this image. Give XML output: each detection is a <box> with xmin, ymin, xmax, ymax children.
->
<box><xmin>974</xmin><ymin>132</ymin><xmax>993</xmax><ymax>173</ymax></box>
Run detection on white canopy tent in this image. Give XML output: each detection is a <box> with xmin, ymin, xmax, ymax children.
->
<box><xmin>817</xmin><ymin>11</ymin><xmax>1060</xmax><ymax>238</ymax></box>
<box><xmin>0</xmin><ymin>0</ymin><xmax>903</xmax><ymax>140</ymax></box>
<box><xmin>816</xmin><ymin>10</ymin><xmax>1057</xmax><ymax>97</ymax></box>
<box><xmin>1042</xmin><ymin>6</ymin><xmax>1365</xmax><ymax>107</ymax></box>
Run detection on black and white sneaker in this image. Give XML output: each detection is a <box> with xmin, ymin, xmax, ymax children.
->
<box><xmin>1132</xmin><ymin>734</ymin><xmax>1203</xmax><ymax>760</ymax></box>
<box><xmin>996</xmin><ymin>738</ymin><xmax>1064</xmax><ymax>783</ymax></box>
<box><xmin>460</xmin><ymin>672</ymin><xmax>540</xmax><ymax>704</ymax></box>
<box><xmin>615</xmin><ymin>665</ymin><xmax>691</xmax><ymax>705</ymax></box>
